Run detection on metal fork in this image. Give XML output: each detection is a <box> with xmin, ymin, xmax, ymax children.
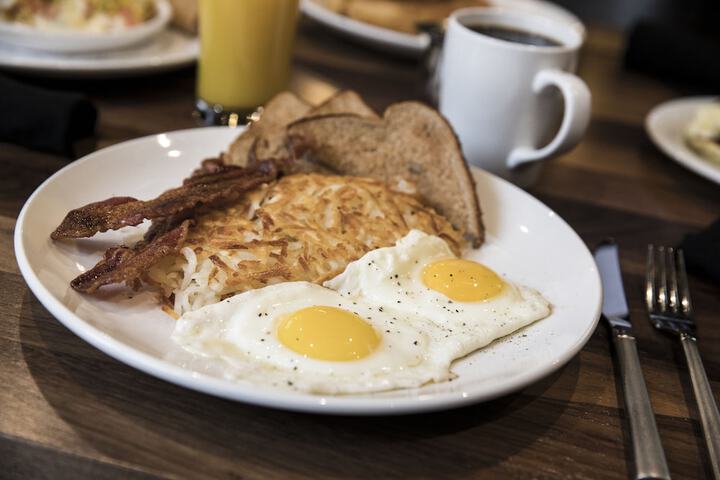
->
<box><xmin>646</xmin><ymin>245</ymin><xmax>720</xmax><ymax>479</ymax></box>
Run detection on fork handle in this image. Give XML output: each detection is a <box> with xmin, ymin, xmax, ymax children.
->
<box><xmin>681</xmin><ymin>333</ymin><xmax>720</xmax><ymax>479</ymax></box>
<box><xmin>613</xmin><ymin>331</ymin><xmax>671</xmax><ymax>480</ymax></box>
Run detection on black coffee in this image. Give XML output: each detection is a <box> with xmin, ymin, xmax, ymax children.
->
<box><xmin>468</xmin><ymin>24</ymin><xmax>562</xmax><ymax>47</ymax></box>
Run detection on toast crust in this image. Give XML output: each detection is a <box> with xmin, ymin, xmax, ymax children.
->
<box><xmin>224</xmin><ymin>92</ymin><xmax>312</xmax><ymax>167</ymax></box>
<box><xmin>308</xmin><ymin>90</ymin><xmax>379</xmax><ymax>119</ymax></box>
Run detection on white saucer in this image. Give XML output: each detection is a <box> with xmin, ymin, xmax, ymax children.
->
<box><xmin>646</xmin><ymin>96</ymin><xmax>720</xmax><ymax>185</ymax></box>
<box><xmin>0</xmin><ymin>28</ymin><xmax>197</xmax><ymax>77</ymax></box>
<box><xmin>15</xmin><ymin>127</ymin><xmax>601</xmax><ymax>415</ymax></box>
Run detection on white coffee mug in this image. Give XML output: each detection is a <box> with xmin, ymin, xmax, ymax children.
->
<box><xmin>439</xmin><ymin>8</ymin><xmax>591</xmax><ymax>186</ymax></box>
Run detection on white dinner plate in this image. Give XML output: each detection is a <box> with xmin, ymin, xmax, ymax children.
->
<box><xmin>0</xmin><ymin>0</ymin><xmax>171</xmax><ymax>53</ymax></box>
<box><xmin>0</xmin><ymin>28</ymin><xmax>197</xmax><ymax>77</ymax></box>
<box><xmin>300</xmin><ymin>0</ymin><xmax>585</xmax><ymax>57</ymax></box>
<box><xmin>15</xmin><ymin>127</ymin><xmax>601</xmax><ymax>415</ymax></box>
<box><xmin>646</xmin><ymin>96</ymin><xmax>720</xmax><ymax>186</ymax></box>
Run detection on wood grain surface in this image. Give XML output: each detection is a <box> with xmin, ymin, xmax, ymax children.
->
<box><xmin>1</xmin><ymin>20</ymin><xmax>719</xmax><ymax>480</ymax></box>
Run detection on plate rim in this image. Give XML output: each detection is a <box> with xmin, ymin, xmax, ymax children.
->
<box><xmin>300</xmin><ymin>0</ymin><xmax>585</xmax><ymax>57</ymax></box>
<box><xmin>14</xmin><ymin>126</ymin><xmax>602</xmax><ymax>415</ymax></box>
<box><xmin>301</xmin><ymin>0</ymin><xmax>428</xmax><ymax>54</ymax></box>
<box><xmin>645</xmin><ymin>96</ymin><xmax>720</xmax><ymax>186</ymax></box>
<box><xmin>0</xmin><ymin>29</ymin><xmax>197</xmax><ymax>76</ymax></box>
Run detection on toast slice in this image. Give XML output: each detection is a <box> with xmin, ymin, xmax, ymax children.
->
<box><xmin>224</xmin><ymin>90</ymin><xmax>377</xmax><ymax>166</ymax></box>
<box><xmin>224</xmin><ymin>91</ymin><xmax>311</xmax><ymax>167</ymax></box>
<box><xmin>287</xmin><ymin>102</ymin><xmax>484</xmax><ymax>246</ymax></box>
<box><xmin>308</xmin><ymin>90</ymin><xmax>379</xmax><ymax>119</ymax></box>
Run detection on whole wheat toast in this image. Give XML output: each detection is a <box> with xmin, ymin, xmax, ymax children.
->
<box><xmin>287</xmin><ymin>102</ymin><xmax>484</xmax><ymax>246</ymax></box>
<box><xmin>308</xmin><ymin>90</ymin><xmax>379</xmax><ymax>119</ymax></box>
<box><xmin>224</xmin><ymin>92</ymin><xmax>312</xmax><ymax>167</ymax></box>
<box><xmin>225</xmin><ymin>90</ymin><xmax>378</xmax><ymax>166</ymax></box>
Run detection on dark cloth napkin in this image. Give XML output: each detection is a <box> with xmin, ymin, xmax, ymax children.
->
<box><xmin>680</xmin><ymin>218</ymin><xmax>720</xmax><ymax>282</ymax></box>
<box><xmin>624</xmin><ymin>21</ymin><xmax>720</xmax><ymax>88</ymax></box>
<box><xmin>0</xmin><ymin>74</ymin><xmax>97</xmax><ymax>157</ymax></box>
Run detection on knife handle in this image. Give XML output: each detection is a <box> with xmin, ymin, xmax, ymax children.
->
<box><xmin>613</xmin><ymin>330</ymin><xmax>671</xmax><ymax>480</ymax></box>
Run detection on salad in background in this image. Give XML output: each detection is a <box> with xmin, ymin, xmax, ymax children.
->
<box><xmin>0</xmin><ymin>0</ymin><xmax>157</xmax><ymax>32</ymax></box>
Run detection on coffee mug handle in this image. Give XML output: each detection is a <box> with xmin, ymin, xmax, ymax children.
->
<box><xmin>507</xmin><ymin>69</ymin><xmax>591</xmax><ymax>169</ymax></box>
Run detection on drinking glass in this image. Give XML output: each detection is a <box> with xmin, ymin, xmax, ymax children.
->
<box><xmin>196</xmin><ymin>0</ymin><xmax>300</xmax><ymax>126</ymax></box>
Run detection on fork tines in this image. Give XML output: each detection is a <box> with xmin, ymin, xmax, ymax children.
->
<box><xmin>646</xmin><ymin>245</ymin><xmax>695</xmax><ymax>328</ymax></box>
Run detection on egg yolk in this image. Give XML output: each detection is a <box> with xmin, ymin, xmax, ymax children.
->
<box><xmin>422</xmin><ymin>259</ymin><xmax>506</xmax><ymax>302</ymax></box>
<box><xmin>277</xmin><ymin>306</ymin><xmax>380</xmax><ymax>361</ymax></box>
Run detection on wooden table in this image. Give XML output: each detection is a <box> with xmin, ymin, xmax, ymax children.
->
<box><xmin>2</xmin><ymin>22</ymin><xmax>719</xmax><ymax>480</ymax></box>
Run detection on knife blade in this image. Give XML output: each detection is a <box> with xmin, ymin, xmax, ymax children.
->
<box><xmin>595</xmin><ymin>240</ymin><xmax>630</xmax><ymax>321</ymax></box>
<box><xmin>593</xmin><ymin>239</ymin><xmax>670</xmax><ymax>480</ymax></box>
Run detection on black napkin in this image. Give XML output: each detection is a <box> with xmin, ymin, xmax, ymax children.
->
<box><xmin>679</xmin><ymin>218</ymin><xmax>720</xmax><ymax>282</ymax></box>
<box><xmin>624</xmin><ymin>21</ymin><xmax>720</xmax><ymax>88</ymax></box>
<box><xmin>0</xmin><ymin>74</ymin><xmax>97</xmax><ymax>157</ymax></box>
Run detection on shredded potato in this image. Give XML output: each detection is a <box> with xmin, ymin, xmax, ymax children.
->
<box><xmin>147</xmin><ymin>173</ymin><xmax>465</xmax><ymax>315</ymax></box>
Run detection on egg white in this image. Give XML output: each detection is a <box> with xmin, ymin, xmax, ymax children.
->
<box><xmin>171</xmin><ymin>281</ymin><xmax>455</xmax><ymax>394</ymax></box>
<box><xmin>324</xmin><ymin>230</ymin><xmax>551</xmax><ymax>362</ymax></box>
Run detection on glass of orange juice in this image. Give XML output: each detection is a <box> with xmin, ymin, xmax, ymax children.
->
<box><xmin>196</xmin><ymin>0</ymin><xmax>300</xmax><ymax>126</ymax></box>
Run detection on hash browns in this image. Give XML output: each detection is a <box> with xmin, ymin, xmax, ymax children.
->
<box><xmin>148</xmin><ymin>173</ymin><xmax>465</xmax><ymax>315</ymax></box>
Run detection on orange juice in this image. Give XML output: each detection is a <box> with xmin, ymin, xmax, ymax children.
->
<box><xmin>197</xmin><ymin>0</ymin><xmax>299</xmax><ymax>116</ymax></box>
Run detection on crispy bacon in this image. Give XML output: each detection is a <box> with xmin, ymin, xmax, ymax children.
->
<box><xmin>51</xmin><ymin>160</ymin><xmax>278</xmax><ymax>240</ymax></box>
<box><xmin>50</xmin><ymin>196</ymin><xmax>141</xmax><ymax>238</ymax></box>
<box><xmin>189</xmin><ymin>157</ymin><xmax>228</xmax><ymax>179</ymax></box>
<box><xmin>143</xmin><ymin>212</ymin><xmax>193</xmax><ymax>242</ymax></box>
<box><xmin>70</xmin><ymin>220</ymin><xmax>190</xmax><ymax>293</ymax></box>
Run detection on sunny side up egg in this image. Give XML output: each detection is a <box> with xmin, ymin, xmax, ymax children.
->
<box><xmin>171</xmin><ymin>281</ymin><xmax>455</xmax><ymax>394</ymax></box>
<box><xmin>324</xmin><ymin>230</ymin><xmax>551</xmax><ymax>365</ymax></box>
<box><xmin>171</xmin><ymin>230</ymin><xmax>551</xmax><ymax>394</ymax></box>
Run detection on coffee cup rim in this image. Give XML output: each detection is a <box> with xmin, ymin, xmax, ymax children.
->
<box><xmin>449</xmin><ymin>7</ymin><xmax>584</xmax><ymax>53</ymax></box>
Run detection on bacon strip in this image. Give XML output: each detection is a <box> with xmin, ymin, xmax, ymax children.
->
<box><xmin>51</xmin><ymin>160</ymin><xmax>278</xmax><ymax>240</ymax></box>
<box><xmin>71</xmin><ymin>220</ymin><xmax>190</xmax><ymax>293</ymax></box>
<box><xmin>188</xmin><ymin>157</ymin><xmax>229</xmax><ymax>179</ymax></box>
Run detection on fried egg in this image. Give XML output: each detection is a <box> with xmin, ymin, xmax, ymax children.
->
<box><xmin>171</xmin><ymin>231</ymin><xmax>550</xmax><ymax>394</ymax></box>
<box><xmin>324</xmin><ymin>230</ymin><xmax>551</xmax><ymax>362</ymax></box>
<box><xmin>172</xmin><ymin>281</ymin><xmax>455</xmax><ymax>394</ymax></box>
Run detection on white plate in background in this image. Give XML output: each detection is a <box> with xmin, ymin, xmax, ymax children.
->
<box><xmin>0</xmin><ymin>28</ymin><xmax>197</xmax><ymax>77</ymax></box>
<box><xmin>646</xmin><ymin>96</ymin><xmax>720</xmax><ymax>186</ymax></box>
<box><xmin>15</xmin><ymin>127</ymin><xmax>601</xmax><ymax>415</ymax></box>
<box><xmin>301</xmin><ymin>0</ymin><xmax>585</xmax><ymax>57</ymax></box>
<box><xmin>0</xmin><ymin>0</ymin><xmax>172</xmax><ymax>53</ymax></box>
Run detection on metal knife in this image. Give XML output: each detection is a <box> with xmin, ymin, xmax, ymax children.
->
<box><xmin>594</xmin><ymin>240</ymin><xmax>671</xmax><ymax>480</ymax></box>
